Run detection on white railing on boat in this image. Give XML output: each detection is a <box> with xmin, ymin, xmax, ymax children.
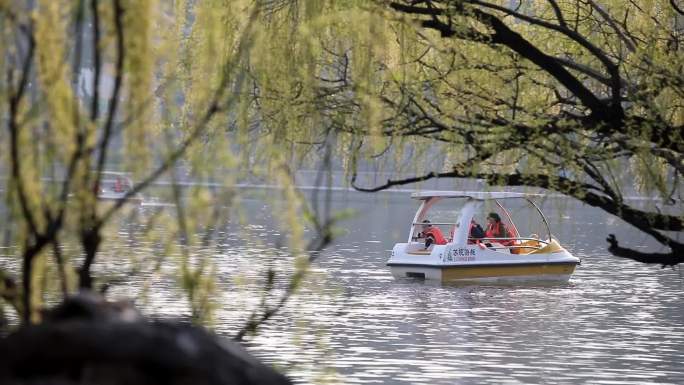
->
<box><xmin>410</xmin><ymin>235</ymin><xmax>550</xmax><ymax>245</ymax></box>
<box><xmin>411</xmin><ymin>222</ymin><xmax>458</xmax><ymax>226</ymax></box>
<box><xmin>468</xmin><ymin>237</ymin><xmax>551</xmax><ymax>251</ymax></box>
<box><xmin>472</xmin><ymin>237</ymin><xmax>550</xmax><ymax>244</ymax></box>
<box><xmin>410</xmin><ymin>235</ymin><xmax>551</xmax><ymax>252</ymax></box>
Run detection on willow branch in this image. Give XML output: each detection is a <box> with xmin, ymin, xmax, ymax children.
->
<box><xmin>546</xmin><ymin>0</ymin><xmax>567</xmax><ymax>27</ymax></box>
<box><xmin>98</xmin><ymin>6</ymin><xmax>260</xmax><ymax>226</ymax></box>
<box><xmin>607</xmin><ymin>235</ymin><xmax>683</xmax><ymax>267</ymax></box>
<box><xmin>233</xmin><ymin>204</ymin><xmax>336</xmax><ymax>342</ymax></box>
<box><xmin>351</xmin><ymin>169</ymin><xmax>683</xmax><ymax>234</ymax></box>
<box><xmin>52</xmin><ymin>237</ymin><xmax>69</xmax><ymax>297</ymax></box>
<box><xmin>389</xmin><ymin>2</ymin><xmax>608</xmax><ymax>116</ymax></box>
<box><xmin>94</xmin><ymin>0</ymin><xmax>124</xmax><ymax>202</ymax></box>
<box><xmin>672</xmin><ymin>0</ymin><xmax>684</xmax><ymax>16</ymax></box>
<box><xmin>90</xmin><ymin>0</ymin><xmax>101</xmax><ymax>121</ymax></box>
<box><xmin>7</xmin><ymin>28</ymin><xmax>37</xmax><ymax>235</ymax></box>
<box><xmin>470</xmin><ymin>0</ymin><xmax>619</xmax><ymax>72</ymax></box>
<box><xmin>586</xmin><ymin>0</ymin><xmax>637</xmax><ymax>52</ymax></box>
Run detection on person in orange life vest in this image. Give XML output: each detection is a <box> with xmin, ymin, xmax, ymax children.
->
<box><xmin>420</xmin><ymin>220</ymin><xmax>447</xmax><ymax>249</ymax></box>
<box><xmin>114</xmin><ymin>177</ymin><xmax>123</xmax><ymax>193</ymax></box>
<box><xmin>468</xmin><ymin>219</ymin><xmax>485</xmax><ymax>244</ymax></box>
<box><xmin>485</xmin><ymin>212</ymin><xmax>513</xmax><ymax>246</ymax></box>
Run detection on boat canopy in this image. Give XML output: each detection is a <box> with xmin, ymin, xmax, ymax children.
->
<box><xmin>407</xmin><ymin>190</ymin><xmax>553</xmax><ymax>245</ymax></box>
<box><xmin>411</xmin><ymin>191</ymin><xmax>543</xmax><ymax>200</ymax></box>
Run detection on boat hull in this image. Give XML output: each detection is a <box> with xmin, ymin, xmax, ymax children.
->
<box><xmin>388</xmin><ymin>261</ymin><xmax>577</xmax><ymax>283</ymax></box>
<box><xmin>388</xmin><ymin>241</ymin><xmax>579</xmax><ymax>283</ymax></box>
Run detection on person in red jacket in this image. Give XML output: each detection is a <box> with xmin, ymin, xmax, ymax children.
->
<box><xmin>420</xmin><ymin>220</ymin><xmax>447</xmax><ymax>249</ymax></box>
<box><xmin>485</xmin><ymin>212</ymin><xmax>513</xmax><ymax>246</ymax></box>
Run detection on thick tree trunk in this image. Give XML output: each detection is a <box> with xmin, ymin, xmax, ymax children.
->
<box><xmin>79</xmin><ymin>230</ymin><xmax>102</xmax><ymax>289</ymax></box>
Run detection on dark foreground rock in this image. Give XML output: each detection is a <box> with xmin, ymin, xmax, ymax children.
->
<box><xmin>0</xmin><ymin>293</ymin><xmax>291</xmax><ymax>385</ymax></box>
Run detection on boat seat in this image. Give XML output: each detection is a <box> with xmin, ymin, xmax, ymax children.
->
<box><xmin>511</xmin><ymin>239</ymin><xmax>542</xmax><ymax>255</ymax></box>
<box><xmin>406</xmin><ymin>250</ymin><xmax>432</xmax><ymax>255</ymax></box>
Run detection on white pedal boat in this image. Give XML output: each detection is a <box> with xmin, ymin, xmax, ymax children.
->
<box><xmin>96</xmin><ymin>172</ymin><xmax>143</xmax><ymax>204</ymax></box>
<box><xmin>388</xmin><ymin>191</ymin><xmax>580</xmax><ymax>283</ymax></box>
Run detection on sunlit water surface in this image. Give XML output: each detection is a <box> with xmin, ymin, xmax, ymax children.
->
<box><xmin>3</xmin><ymin>191</ymin><xmax>683</xmax><ymax>384</ymax></box>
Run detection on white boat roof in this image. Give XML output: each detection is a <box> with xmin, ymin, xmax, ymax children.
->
<box><xmin>411</xmin><ymin>190</ymin><xmax>543</xmax><ymax>200</ymax></box>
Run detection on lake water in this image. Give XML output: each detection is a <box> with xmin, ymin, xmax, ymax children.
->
<box><xmin>205</xmin><ymin>191</ymin><xmax>684</xmax><ymax>385</ymax></box>
<box><xmin>2</xmin><ymin>189</ymin><xmax>683</xmax><ymax>384</ymax></box>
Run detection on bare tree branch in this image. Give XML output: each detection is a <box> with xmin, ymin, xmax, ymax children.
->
<box><xmin>389</xmin><ymin>2</ymin><xmax>611</xmax><ymax>117</ymax></box>
<box><xmin>586</xmin><ymin>0</ymin><xmax>637</xmax><ymax>52</ymax></box>
<box><xmin>670</xmin><ymin>0</ymin><xmax>684</xmax><ymax>16</ymax></box>
<box><xmin>351</xmin><ymin>168</ymin><xmax>683</xmax><ymax>258</ymax></box>
<box><xmin>90</xmin><ymin>0</ymin><xmax>101</xmax><ymax>122</ymax></box>
<box><xmin>607</xmin><ymin>235</ymin><xmax>683</xmax><ymax>267</ymax></box>
<box><xmin>80</xmin><ymin>0</ymin><xmax>127</xmax><ymax>290</ymax></box>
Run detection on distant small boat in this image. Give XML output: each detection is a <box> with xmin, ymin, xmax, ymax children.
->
<box><xmin>388</xmin><ymin>191</ymin><xmax>580</xmax><ymax>283</ymax></box>
<box><xmin>96</xmin><ymin>172</ymin><xmax>143</xmax><ymax>204</ymax></box>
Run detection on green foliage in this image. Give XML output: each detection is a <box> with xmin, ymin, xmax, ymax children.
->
<box><xmin>0</xmin><ymin>0</ymin><xmax>345</xmax><ymax>327</ymax></box>
<box><xmin>1</xmin><ymin>0</ymin><xmax>682</xmax><ymax>331</ymax></box>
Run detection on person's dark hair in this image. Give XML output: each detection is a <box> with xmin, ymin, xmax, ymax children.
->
<box><xmin>470</xmin><ymin>221</ymin><xmax>485</xmax><ymax>239</ymax></box>
<box><xmin>422</xmin><ymin>219</ymin><xmax>431</xmax><ymax>226</ymax></box>
<box><xmin>487</xmin><ymin>212</ymin><xmax>501</xmax><ymax>222</ymax></box>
